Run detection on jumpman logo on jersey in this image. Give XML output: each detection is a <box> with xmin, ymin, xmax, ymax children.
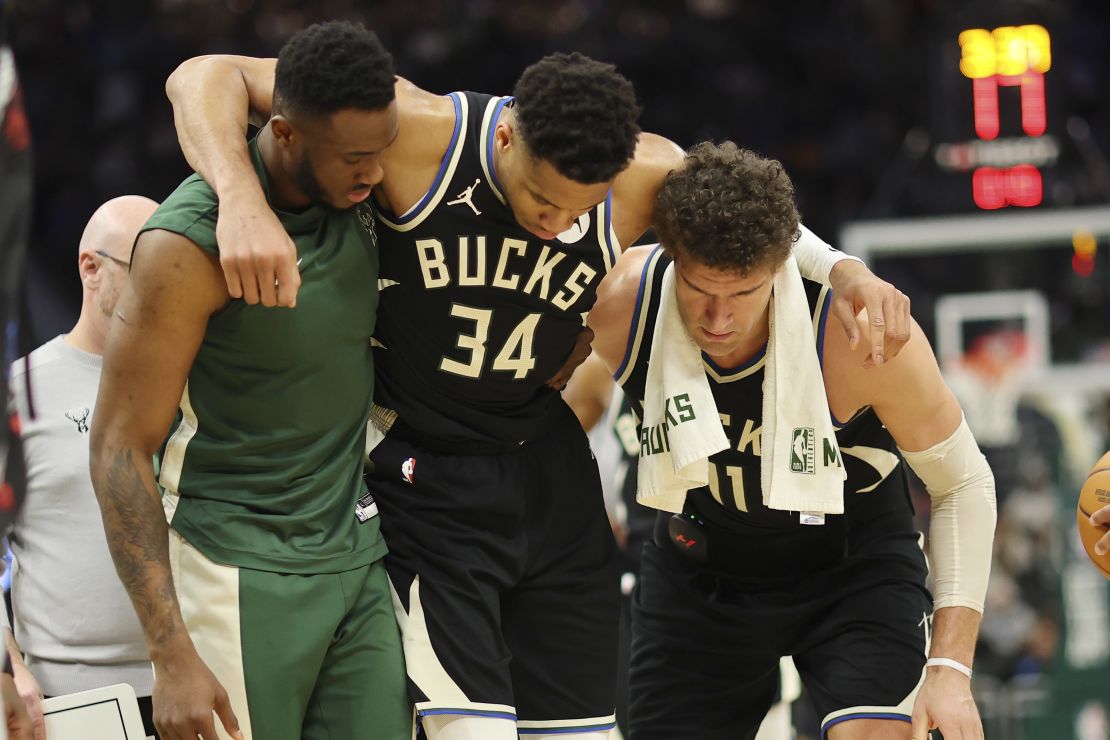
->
<box><xmin>447</xmin><ymin>178</ymin><xmax>483</xmax><ymax>215</ymax></box>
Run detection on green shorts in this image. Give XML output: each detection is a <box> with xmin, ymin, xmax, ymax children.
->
<box><xmin>169</xmin><ymin>531</ymin><xmax>412</xmax><ymax>740</ymax></box>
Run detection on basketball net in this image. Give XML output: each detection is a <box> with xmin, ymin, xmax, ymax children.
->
<box><xmin>945</xmin><ymin>329</ymin><xmax>1032</xmax><ymax>447</ymax></box>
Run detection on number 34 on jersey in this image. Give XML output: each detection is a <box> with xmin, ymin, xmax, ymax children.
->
<box><xmin>416</xmin><ymin>235</ymin><xmax>600</xmax><ymax>381</ymax></box>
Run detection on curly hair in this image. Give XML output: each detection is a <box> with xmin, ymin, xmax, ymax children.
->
<box><xmin>511</xmin><ymin>52</ymin><xmax>641</xmax><ymax>184</ymax></box>
<box><xmin>654</xmin><ymin>142</ymin><xmax>799</xmax><ymax>276</ymax></box>
<box><xmin>274</xmin><ymin>21</ymin><xmax>395</xmax><ymax>120</ymax></box>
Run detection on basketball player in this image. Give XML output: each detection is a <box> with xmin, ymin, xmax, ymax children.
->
<box><xmin>164</xmin><ymin>51</ymin><xmax>913</xmax><ymax>739</ymax></box>
<box><xmin>588</xmin><ymin>142</ymin><xmax>996</xmax><ymax>740</ymax></box>
<box><xmin>89</xmin><ymin>22</ymin><xmax>409</xmax><ymax>740</ymax></box>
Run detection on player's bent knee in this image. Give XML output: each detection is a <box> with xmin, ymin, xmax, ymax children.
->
<box><xmin>422</xmin><ymin>713</ymin><xmax>519</xmax><ymax>740</ymax></box>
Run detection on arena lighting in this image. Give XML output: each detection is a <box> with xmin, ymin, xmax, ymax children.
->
<box><xmin>1072</xmin><ymin>254</ymin><xmax>1095</xmax><ymax>277</ymax></box>
<box><xmin>1072</xmin><ymin>230</ymin><xmax>1097</xmax><ymax>277</ymax></box>
<box><xmin>957</xmin><ymin>25</ymin><xmax>1050</xmax><ymax>209</ymax></box>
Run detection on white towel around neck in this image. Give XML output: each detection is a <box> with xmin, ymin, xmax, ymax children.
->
<box><xmin>636</xmin><ymin>255</ymin><xmax>845</xmax><ymax>520</ymax></box>
<box><xmin>761</xmin><ymin>254</ymin><xmax>846</xmax><ymax>518</ymax></box>
<box><xmin>635</xmin><ymin>262</ymin><xmax>730</xmax><ymax>513</ymax></box>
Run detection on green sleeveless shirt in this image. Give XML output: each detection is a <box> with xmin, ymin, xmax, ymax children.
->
<box><xmin>142</xmin><ymin>139</ymin><xmax>385</xmax><ymax>574</ymax></box>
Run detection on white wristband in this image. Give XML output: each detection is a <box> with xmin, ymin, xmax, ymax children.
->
<box><xmin>925</xmin><ymin>657</ymin><xmax>973</xmax><ymax>678</ymax></box>
<box><xmin>791</xmin><ymin>224</ymin><xmax>860</xmax><ymax>286</ymax></box>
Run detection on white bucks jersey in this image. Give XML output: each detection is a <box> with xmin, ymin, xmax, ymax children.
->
<box><xmin>372</xmin><ymin>91</ymin><xmax>619</xmax><ymax>443</ymax></box>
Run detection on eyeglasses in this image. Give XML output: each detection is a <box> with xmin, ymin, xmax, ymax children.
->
<box><xmin>94</xmin><ymin>249</ymin><xmax>130</xmax><ymax>269</ymax></box>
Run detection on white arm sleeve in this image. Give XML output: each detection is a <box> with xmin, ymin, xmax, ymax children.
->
<box><xmin>792</xmin><ymin>224</ymin><xmax>862</xmax><ymax>286</ymax></box>
<box><xmin>899</xmin><ymin>416</ymin><xmax>997</xmax><ymax>613</ymax></box>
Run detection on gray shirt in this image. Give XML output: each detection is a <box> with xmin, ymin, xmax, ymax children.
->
<box><xmin>5</xmin><ymin>336</ymin><xmax>152</xmax><ymax>697</ymax></box>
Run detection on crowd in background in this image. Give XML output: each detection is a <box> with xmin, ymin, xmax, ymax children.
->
<box><xmin>4</xmin><ymin>0</ymin><xmax>1110</xmax><ymax>736</ymax></box>
<box><xmin>7</xmin><ymin>0</ymin><xmax>1109</xmax><ymax>338</ymax></box>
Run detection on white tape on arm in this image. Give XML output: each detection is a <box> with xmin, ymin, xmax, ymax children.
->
<box><xmin>792</xmin><ymin>224</ymin><xmax>862</xmax><ymax>287</ymax></box>
<box><xmin>900</xmin><ymin>416</ymin><xmax>997</xmax><ymax>613</ymax></box>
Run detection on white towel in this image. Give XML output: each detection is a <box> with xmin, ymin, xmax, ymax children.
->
<box><xmin>761</xmin><ymin>254</ymin><xmax>845</xmax><ymax>519</ymax></box>
<box><xmin>636</xmin><ymin>255</ymin><xmax>845</xmax><ymax>521</ymax></box>
<box><xmin>635</xmin><ymin>263</ymin><xmax>730</xmax><ymax>513</ymax></box>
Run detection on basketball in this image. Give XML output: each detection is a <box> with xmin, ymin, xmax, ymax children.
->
<box><xmin>1077</xmin><ymin>450</ymin><xmax>1110</xmax><ymax>578</ymax></box>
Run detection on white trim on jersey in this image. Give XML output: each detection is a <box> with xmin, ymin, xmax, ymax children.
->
<box><xmin>595</xmin><ymin>193</ymin><xmax>617</xmax><ymax>274</ymax></box>
<box><xmin>421</xmin><ymin>714</ymin><xmax>517</xmax><ymax>739</ymax></box>
<box><xmin>691</xmin><ymin>280</ymin><xmax>831</xmax><ymax>384</ymax></box>
<box><xmin>378</xmin><ymin>93</ymin><xmax>470</xmax><ymax>233</ymax></box>
<box><xmin>618</xmin><ymin>248</ymin><xmax>768</xmax><ymax>386</ymax></box>
<box><xmin>819</xmin><ymin>610</ymin><xmax>930</xmax><ymax>735</ymax></box>
<box><xmin>479</xmin><ymin>97</ymin><xmax>511</xmax><ymax>206</ymax></box>
<box><xmin>614</xmin><ymin>246</ymin><xmax>665</xmax><ymax>387</ymax></box>
<box><xmin>840</xmin><ymin>445</ymin><xmax>902</xmax><ymax>493</ymax></box>
<box><xmin>702</xmin><ymin>353</ymin><xmax>765</xmax><ymax>384</ymax></box>
<box><xmin>159</xmin><ymin>380</ymin><xmax>198</xmax><ymax>494</ymax></box>
<box><xmin>703</xmin><ymin>279</ymin><xmax>830</xmax><ymax>385</ymax></box>
<box><xmin>812</xmin><ymin>284</ymin><xmax>830</xmax><ymax>338</ymax></box>
<box><xmin>389</xmin><ymin>575</ymin><xmax>520</xmax><ymax>720</ymax></box>
<box><xmin>516</xmin><ymin>715</ymin><xmax>617</xmax><ymax>734</ymax></box>
<box><xmin>607</xmin><ymin>218</ymin><xmax>622</xmax><ymax>264</ymax></box>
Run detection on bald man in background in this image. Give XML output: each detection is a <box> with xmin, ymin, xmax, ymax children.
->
<box><xmin>4</xmin><ymin>196</ymin><xmax>160</xmax><ymax>740</ymax></box>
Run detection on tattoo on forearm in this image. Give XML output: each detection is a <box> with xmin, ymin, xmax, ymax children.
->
<box><xmin>98</xmin><ymin>447</ymin><xmax>182</xmax><ymax>646</ymax></box>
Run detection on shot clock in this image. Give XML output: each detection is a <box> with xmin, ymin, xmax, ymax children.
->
<box><xmin>915</xmin><ymin>2</ymin><xmax>1109</xmax><ymax>216</ymax></box>
<box><xmin>959</xmin><ymin>24</ymin><xmax>1050</xmax><ymax>209</ymax></box>
<box><xmin>935</xmin><ymin>22</ymin><xmax>1057</xmax><ymax>211</ymax></box>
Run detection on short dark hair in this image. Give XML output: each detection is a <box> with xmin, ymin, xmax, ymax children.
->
<box><xmin>654</xmin><ymin>141</ymin><xmax>799</xmax><ymax>276</ymax></box>
<box><xmin>511</xmin><ymin>52</ymin><xmax>640</xmax><ymax>184</ymax></box>
<box><xmin>274</xmin><ymin>21</ymin><xmax>395</xmax><ymax>120</ymax></box>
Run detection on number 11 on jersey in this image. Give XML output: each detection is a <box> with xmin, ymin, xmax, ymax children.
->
<box><xmin>708</xmin><ymin>463</ymin><xmax>748</xmax><ymax>512</ymax></box>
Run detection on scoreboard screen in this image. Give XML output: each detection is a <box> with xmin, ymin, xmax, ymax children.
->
<box><xmin>930</xmin><ymin>21</ymin><xmax>1061</xmax><ymax>212</ymax></box>
<box><xmin>914</xmin><ymin>5</ymin><xmax>1103</xmax><ymax>216</ymax></box>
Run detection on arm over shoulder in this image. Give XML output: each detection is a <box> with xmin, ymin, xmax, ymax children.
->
<box><xmin>589</xmin><ymin>245</ymin><xmax>657</xmax><ymax>376</ymax></box>
<box><xmin>610</xmin><ymin>133</ymin><xmax>685</xmax><ymax>250</ymax></box>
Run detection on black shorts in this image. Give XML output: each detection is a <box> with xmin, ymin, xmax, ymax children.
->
<box><xmin>629</xmin><ymin>532</ymin><xmax>932</xmax><ymax>740</ymax></box>
<box><xmin>366</xmin><ymin>403</ymin><xmax>621</xmax><ymax>733</ymax></box>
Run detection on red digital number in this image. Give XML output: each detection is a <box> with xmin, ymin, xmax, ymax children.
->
<box><xmin>962</xmin><ymin>26</ymin><xmax>1049</xmax><ymax>210</ymax></box>
<box><xmin>972</xmin><ymin>165</ymin><xmax>1042</xmax><ymax>209</ymax></box>
<box><xmin>971</xmin><ymin>72</ymin><xmax>1046</xmax><ymax>140</ymax></box>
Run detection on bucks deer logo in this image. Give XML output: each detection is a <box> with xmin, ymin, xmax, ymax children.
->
<box><xmin>65</xmin><ymin>407</ymin><xmax>90</xmax><ymax>434</ymax></box>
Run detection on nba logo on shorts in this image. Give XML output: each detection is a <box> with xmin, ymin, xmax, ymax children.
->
<box><xmin>401</xmin><ymin>457</ymin><xmax>416</xmax><ymax>484</ymax></box>
<box><xmin>790</xmin><ymin>428</ymin><xmax>816</xmax><ymax>475</ymax></box>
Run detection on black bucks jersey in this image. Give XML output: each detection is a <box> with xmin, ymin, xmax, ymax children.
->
<box><xmin>617</xmin><ymin>247</ymin><xmax>919</xmax><ymax>580</ymax></box>
<box><xmin>373</xmin><ymin>91</ymin><xmax>619</xmax><ymax>443</ymax></box>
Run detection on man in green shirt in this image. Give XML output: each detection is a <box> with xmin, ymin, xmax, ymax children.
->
<box><xmin>89</xmin><ymin>21</ymin><xmax>408</xmax><ymax>740</ymax></box>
